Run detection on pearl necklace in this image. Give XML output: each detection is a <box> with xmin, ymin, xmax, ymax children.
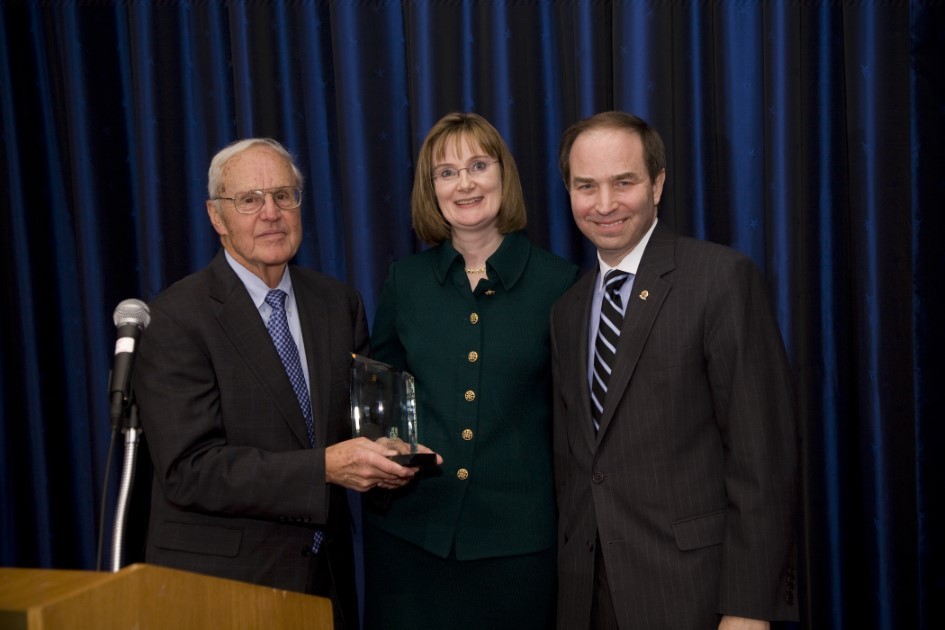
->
<box><xmin>465</xmin><ymin>265</ymin><xmax>487</xmax><ymax>274</ymax></box>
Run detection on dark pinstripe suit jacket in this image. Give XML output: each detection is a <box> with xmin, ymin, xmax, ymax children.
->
<box><xmin>551</xmin><ymin>223</ymin><xmax>798</xmax><ymax>629</ymax></box>
<box><xmin>134</xmin><ymin>250</ymin><xmax>368</xmax><ymax>628</ymax></box>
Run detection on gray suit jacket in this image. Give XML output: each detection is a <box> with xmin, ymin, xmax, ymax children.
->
<box><xmin>134</xmin><ymin>250</ymin><xmax>368</xmax><ymax>628</ymax></box>
<box><xmin>551</xmin><ymin>224</ymin><xmax>798</xmax><ymax>629</ymax></box>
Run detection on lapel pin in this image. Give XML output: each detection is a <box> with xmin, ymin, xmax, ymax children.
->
<box><xmin>639</xmin><ymin>290</ymin><xmax>649</xmax><ymax>301</ymax></box>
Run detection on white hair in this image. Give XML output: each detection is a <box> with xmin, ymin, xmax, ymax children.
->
<box><xmin>207</xmin><ymin>138</ymin><xmax>304</xmax><ymax>200</ymax></box>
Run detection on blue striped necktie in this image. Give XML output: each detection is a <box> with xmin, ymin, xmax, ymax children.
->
<box><xmin>265</xmin><ymin>289</ymin><xmax>324</xmax><ymax>553</ymax></box>
<box><xmin>590</xmin><ymin>270</ymin><xmax>630</xmax><ymax>433</ymax></box>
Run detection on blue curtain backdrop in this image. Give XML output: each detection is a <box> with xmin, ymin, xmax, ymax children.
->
<box><xmin>1</xmin><ymin>1</ymin><xmax>942</xmax><ymax>628</ymax></box>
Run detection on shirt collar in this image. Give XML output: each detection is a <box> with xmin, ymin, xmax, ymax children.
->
<box><xmin>224</xmin><ymin>249</ymin><xmax>292</xmax><ymax>309</ymax></box>
<box><xmin>433</xmin><ymin>231</ymin><xmax>530</xmax><ymax>291</ymax></box>
<box><xmin>596</xmin><ymin>217</ymin><xmax>658</xmax><ymax>291</ymax></box>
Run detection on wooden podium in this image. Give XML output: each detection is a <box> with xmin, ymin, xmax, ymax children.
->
<box><xmin>0</xmin><ymin>563</ymin><xmax>333</xmax><ymax>629</ymax></box>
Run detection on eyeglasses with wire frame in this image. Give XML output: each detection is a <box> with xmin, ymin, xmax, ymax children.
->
<box><xmin>431</xmin><ymin>160</ymin><xmax>498</xmax><ymax>182</ymax></box>
<box><xmin>212</xmin><ymin>186</ymin><xmax>302</xmax><ymax>215</ymax></box>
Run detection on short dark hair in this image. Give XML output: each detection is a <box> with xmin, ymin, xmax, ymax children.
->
<box><xmin>558</xmin><ymin>111</ymin><xmax>666</xmax><ymax>188</ymax></box>
<box><xmin>412</xmin><ymin>112</ymin><xmax>527</xmax><ymax>245</ymax></box>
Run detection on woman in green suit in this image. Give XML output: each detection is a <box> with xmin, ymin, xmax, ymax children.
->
<box><xmin>364</xmin><ymin>112</ymin><xmax>579</xmax><ymax>629</ymax></box>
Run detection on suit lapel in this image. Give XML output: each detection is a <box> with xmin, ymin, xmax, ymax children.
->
<box><xmin>291</xmin><ymin>269</ymin><xmax>332</xmax><ymax>451</ymax></box>
<box><xmin>560</xmin><ymin>271</ymin><xmax>600</xmax><ymax>454</ymax></box>
<box><xmin>595</xmin><ymin>225</ymin><xmax>677</xmax><ymax>440</ymax></box>
<box><xmin>208</xmin><ymin>252</ymin><xmax>312</xmax><ymax>447</ymax></box>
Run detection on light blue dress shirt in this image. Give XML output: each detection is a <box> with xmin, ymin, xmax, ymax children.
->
<box><xmin>224</xmin><ymin>250</ymin><xmax>311</xmax><ymax>391</ymax></box>
<box><xmin>586</xmin><ymin>217</ymin><xmax>660</xmax><ymax>388</ymax></box>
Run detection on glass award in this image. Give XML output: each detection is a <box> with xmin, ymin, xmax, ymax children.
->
<box><xmin>350</xmin><ymin>354</ymin><xmax>435</xmax><ymax>467</ymax></box>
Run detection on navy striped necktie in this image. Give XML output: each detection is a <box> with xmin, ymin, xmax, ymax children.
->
<box><xmin>590</xmin><ymin>270</ymin><xmax>630</xmax><ymax>433</ymax></box>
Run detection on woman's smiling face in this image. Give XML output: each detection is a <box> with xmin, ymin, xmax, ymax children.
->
<box><xmin>432</xmin><ymin>134</ymin><xmax>503</xmax><ymax>237</ymax></box>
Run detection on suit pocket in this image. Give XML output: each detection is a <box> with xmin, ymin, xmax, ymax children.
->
<box><xmin>671</xmin><ymin>508</ymin><xmax>727</xmax><ymax>551</ymax></box>
<box><xmin>153</xmin><ymin>520</ymin><xmax>242</xmax><ymax>557</ymax></box>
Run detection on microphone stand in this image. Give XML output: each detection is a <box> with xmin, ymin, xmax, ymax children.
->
<box><xmin>110</xmin><ymin>398</ymin><xmax>142</xmax><ymax>572</ymax></box>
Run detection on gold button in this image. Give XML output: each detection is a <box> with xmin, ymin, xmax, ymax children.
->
<box><xmin>464</xmin><ymin>390</ymin><xmax>476</xmax><ymax>402</ymax></box>
<box><xmin>469</xmin><ymin>313</ymin><xmax>479</xmax><ymax>324</ymax></box>
<box><xmin>484</xmin><ymin>290</ymin><xmax>496</xmax><ymax>296</ymax></box>
<box><xmin>457</xmin><ymin>468</ymin><xmax>469</xmax><ymax>480</ymax></box>
<box><xmin>468</xmin><ymin>351</ymin><xmax>478</xmax><ymax>362</ymax></box>
<box><xmin>462</xmin><ymin>429</ymin><xmax>473</xmax><ymax>440</ymax></box>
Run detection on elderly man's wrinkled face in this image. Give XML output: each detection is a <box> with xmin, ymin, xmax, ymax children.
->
<box><xmin>207</xmin><ymin>146</ymin><xmax>303</xmax><ymax>286</ymax></box>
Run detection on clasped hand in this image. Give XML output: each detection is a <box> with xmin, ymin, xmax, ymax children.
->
<box><xmin>325</xmin><ymin>437</ymin><xmax>441</xmax><ymax>492</ymax></box>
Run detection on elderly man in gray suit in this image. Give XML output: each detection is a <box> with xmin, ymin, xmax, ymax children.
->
<box><xmin>551</xmin><ymin>112</ymin><xmax>798</xmax><ymax>630</ymax></box>
<box><xmin>134</xmin><ymin>138</ymin><xmax>431</xmax><ymax>630</ymax></box>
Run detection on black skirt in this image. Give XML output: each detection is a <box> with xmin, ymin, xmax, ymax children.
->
<box><xmin>364</xmin><ymin>523</ymin><xmax>556</xmax><ymax>630</ymax></box>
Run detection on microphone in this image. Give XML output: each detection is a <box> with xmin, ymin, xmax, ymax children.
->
<box><xmin>108</xmin><ymin>299</ymin><xmax>151</xmax><ymax>426</ymax></box>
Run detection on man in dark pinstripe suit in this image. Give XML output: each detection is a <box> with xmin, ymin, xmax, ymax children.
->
<box><xmin>551</xmin><ymin>112</ymin><xmax>798</xmax><ymax>630</ymax></box>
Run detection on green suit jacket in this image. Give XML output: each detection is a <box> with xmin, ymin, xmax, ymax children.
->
<box><xmin>369</xmin><ymin>231</ymin><xmax>578</xmax><ymax>560</ymax></box>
